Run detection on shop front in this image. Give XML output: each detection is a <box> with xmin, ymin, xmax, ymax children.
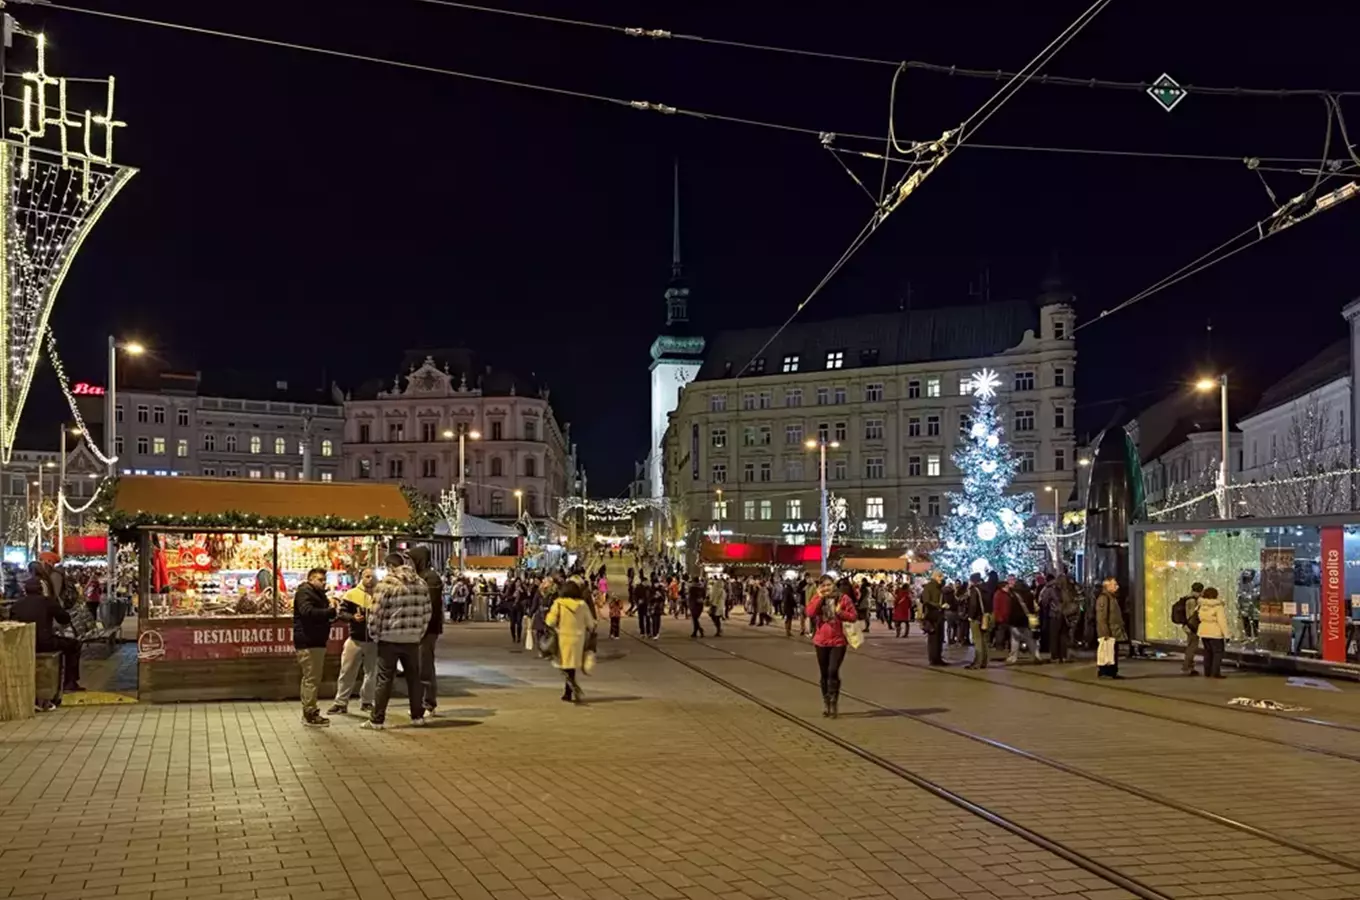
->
<box><xmin>105</xmin><ymin>476</ymin><xmax>430</xmax><ymax>702</ymax></box>
<box><xmin>1132</xmin><ymin>515</ymin><xmax>1360</xmax><ymax>678</ymax></box>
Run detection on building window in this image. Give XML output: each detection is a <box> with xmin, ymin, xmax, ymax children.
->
<box><xmin>358</xmin><ymin>423</ymin><xmax>371</xmax><ymax>443</ymax></box>
<box><xmin>484</xmin><ymin>421</ymin><xmax>500</xmax><ymax>441</ymax></box>
<box><xmin>114</xmin><ymin>436</ymin><xmax>124</xmax><ymax>455</ymax></box>
<box><xmin>224</xmin><ymin>467</ymin><xmax>239</xmax><ymax>478</ymax></box>
<box><xmin>926</xmin><ymin>378</ymin><xmax>941</xmax><ymax>398</ymax></box>
<box><xmin>422</xmin><ymin>458</ymin><xmax>437</xmax><ymax>478</ymax></box>
<box><xmin>758</xmin><ymin>425</ymin><xmax>771</xmax><ymax>446</ymax></box>
<box><xmin>866</xmin><ymin>456</ymin><xmax>885</xmax><ymax>479</ymax></box>
<box><xmin>786</xmin><ymin>423</ymin><xmax>804</xmax><ymax>445</ymax></box>
<box><xmin>833</xmin><ymin>422</ymin><xmax>847</xmax><ymax>442</ymax></box>
<box><xmin>202</xmin><ymin>433</ymin><xmax>215</xmax><ymax>451</ymax></box>
<box><xmin>1054</xmin><ymin>366</ymin><xmax>1067</xmax><ymax>388</ymax></box>
<box><xmin>115</xmin><ymin>405</ymin><xmax>124</xmax><ymax>423</ymax></box>
<box><xmin>825</xmin><ymin>351</ymin><xmax>844</xmax><ymax>370</ymax></box>
<box><xmin>866</xmin><ymin>496</ymin><xmax>884</xmax><ymax>518</ymax></box>
<box><xmin>388</xmin><ymin>423</ymin><xmax>404</xmax><ymax>441</ymax></box>
<box><xmin>817</xmin><ymin>422</ymin><xmax>829</xmax><ymax>443</ymax></box>
<box><xmin>782</xmin><ymin>354</ymin><xmax>800</xmax><ymax>373</ymax></box>
<box><xmin>860</xmin><ymin>348</ymin><xmax>879</xmax><ymax>366</ymax></box>
<box><xmin>525</xmin><ymin>456</ymin><xmax>537</xmax><ymax>477</ymax></box>
<box><xmin>273</xmin><ymin>469</ymin><xmax>287</xmax><ymax>481</ymax></box>
<box><xmin>150</xmin><ymin>436</ymin><xmax>165</xmax><ymax>455</ymax></box>
<box><xmin>927</xmin><ymin>454</ymin><xmax>941</xmax><ymax>477</ymax></box>
<box><xmin>742</xmin><ymin>393</ymin><xmax>757</xmax><ymax>411</ymax></box>
<box><xmin>1054</xmin><ymin>406</ymin><xmax>1067</xmax><ymax>429</ymax></box>
<box><xmin>420</xmin><ymin>422</ymin><xmax>436</xmax><ymax>442</ymax></box>
<box><xmin>321</xmin><ymin>439</ymin><xmax>333</xmax><ymax>457</ymax></box>
<box><xmin>153</xmin><ymin>406</ymin><xmax>165</xmax><ymax>425</ymax></box>
<box><xmin>865</xmin><ymin>418</ymin><xmax>883</xmax><ymax>440</ymax></box>
<box><xmin>136</xmin><ymin>404</ymin><xmax>149</xmax><ymax>423</ymax></box>
<box><xmin>909</xmin><ymin>496</ymin><xmax>921</xmax><ymax>515</ymax></box>
<box><xmin>321</xmin><ymin>472</ymin><xmax>333</xmax><ymax>483</ymax></box>
<box><xmin>759</xmin><ymin>500</ymin><xmax>772</xmax><ymax>520</ymax></box>
<box><xmin>908</xmin><ymin>455</ymin><xmax>922</xmax><ymax>477</ymax></box>
<box><xmin>742</xmin><ymin>462</ymin><xmax>755</xmax><ymax>482</ymax></box>
<box><xmin>201</xmin><ymin>467</ymin><xmax>217</xmax><ymax>477</ymax></box>
<box><xmin>786</xmin><ymin>388</ymin><xmax>802</xmax><ymax>407</ymax></box>
<box><xmin>959</xmin><ymin>377</ymin><xmax>972</xmax><ymax>396</ymax></box>
<box><xmin>490</xmin><ymin>492</ymin><xmax>504</xmax><ymax>515</ymax></box>
<box><xmin>710</xmin><ymin>427</ymin><xmax>727</xmax><ymax>450</ymax></box>
<box><xmin>226</xmin><ymin>434</ymin><xmax>238</xmax><ymax>452</ymax></box>
<box><xmin>758</xmin><ymin>391</ymin><xmax>772</xmax><ymax>410</ymax></box>
<box><xmin>358</xmin><ymin>459</ymin><xmax>372</xmax><ymax>479</ymax></box>
<box><xmin>525</xmin><ymin>420</ymin><xmax>538</xmax><ymax>441</ymax></box>
<box><xmin>749</xmin><ymin>358</ymin><xmax>766</xmax><ymax>375</ymax></box>
<box><xmin>250</xmin><ymin>435</ymin><xmax>262</xmax><ymax>454</ymax></box>
<box><xmin>710</xmin><ymin>394</ymin><xmax>727</xmax><ymax>412</ymax></box>
<box><xmin>742</xmin><ymin>426</ymin><xmax>757</xmax><ymax>447</ymax></box>
<box><xmin>907</xmin><ymin>379</ymin><xmax>921</xmax><ymax>399</ymax></box>
<box><xmin>274</xmin><ymin>437</ymin><xmax>286</xmax><ymax>455</ymax></box>
<box><xmin>248</xmin><ymin>469</ymin><xmax>263</xmax><ymax>480</ymax></box>
<box><xmin>787</xmin><ymin>499</ymin><xmax>802</xmax><ymax>519</ymax></box>
<box><xmin>865</xmin><ymin>383</ymin><xmax>884</xmax><ymax>402</ymax></box>
<box><xmin>743</xmin><ymin>499</ymin><xmax>755</xmax><ymax>521</ymax></box>
<box><xmin>926</xmin><ymin>415</ymin><xmax>940</xmax><ymax>437</ymax></box>
<box><xmin>960</xmin><ymin>412</ymin><xmax>973</xmax><ymax>434</ymax></box>
<box><xmin>297</xmin><ymin>441</ymin><xmax>306</xmax><ymax>456</ymax></box>
<box><xmin>490</xmin><ymin>457</ymin><xmax>503</xmax><ymax>477</ymax></box>
<box><xmin>759</xmin><ymin>461</ymin><xmax>772</xmax><ymax>482</ymax></box>
<box><xmin>176</xmin><ymin>438</ymin><xmax>188</xmax><ymax>458</ymax></box>
<box><xmin>388</xmin><ymin>458</ymin><xmax>404</xmax><ymax>478</ymax></box>
<box><xmin>832</xmin><ymin>388</ymin><xmax>846</xmax><ymax>405</ymax></box>
<box><xmin>1014</xmin><ymin>371</ymin><xmax>1035</xmax><ymax>391</ymax></box>
<box><xmin>1055</xmin><ymin>448</ymin><xmax>1067</xmax><ymax>471</ymax></box>
<box><xmin>1017</xmin><ymin>450</ymin><xmax>1035</xmax><ymax>473</ymax></box>
<box><xmin>712</xmin><ymin>463</ymin><xmax>727</xmax><ymax>484</ymax></box>
<box><xmin>908</xmin><ymin>417</ymin><xmax>921</xmax><ymax>437</ymax></box>
<box><xmin>1054</xmin><ymin>319</ymin><xmax>1067</xmax><ymax>340</ymax></box>
<box><xmin>176</xmin><ymin>408</ymin><xmax>189</xmax><ymax>427</ymax></box>
<box><xmin>713</xmin><ymin>500</ymin><xmax>728</xmax><ymax>520</ymax></box>
<box><xmin>785</xmin><ymin>458</ymin><xmax>803</xmax><ymax>481</ymax></box>
<box><xmin>1015</xmin><ymin>410</ymin><xmax>1035</xmax><ymax>432</ymax></box>
<box><xmin>927</xmin><ymin>495</ymin><xmax>940</xmax><ymax>517</ymax></box>
<box><xmin>816</xmin><ymin>387</ymin><xmax>829</xmax><ymax>406</ymax></box>
<box><xmin>832</xmin><ymin>458</ymin><xmax>847</xmax><ymax>480</ymax></box>
<box><xmin>136</xmin><ymin>436</ymin><xmax>149</xmax><ymax>455</ymax></box>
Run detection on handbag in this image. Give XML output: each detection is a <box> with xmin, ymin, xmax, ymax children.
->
<box><xmin>981</xmin><ymin>613</ymin><xmax>994</xmax><ymax>632</ymax></box>
<box><xmin>1026</xmin><ymin>613</ymin><xmax>1040</xmax><ymax>630</ymax></box>
<box><xmin>522</xmin><ymin>617</ymin><xmax>533</xmax><ymax>651</ymax></box>
<box><xmin>843</xmin><ymin>620</ymin><xmax>865</xmax><ymax>650</ymax></box>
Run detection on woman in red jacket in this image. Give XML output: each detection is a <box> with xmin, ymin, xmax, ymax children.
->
<box><xmin>805</xmin><ymin>575</ymin><xmax>858</xmax><ymax>719</ymax></box>
<box><xmin>892</xmin><ymin>582</ymin><xmax>914</xmax><ymax>638</ymax></box>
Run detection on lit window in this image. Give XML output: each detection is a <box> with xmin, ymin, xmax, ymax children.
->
<box><xmin>743</xmin><ymin>500</ymin><xmax>755</xmax><ymax>520</ymax></box>
<box><xmin>321</xmin><ymin>439</ymin><xmax>333</xmax><ymax>457</ymax></box>
<box><xmin>177</xmin><ymin>408</ymin><xmax>189</xmax><ymax>427</ymax></box>
<box><xmin>712</xmin><ymin>500</ymin><xmax>728</xmax><ymax>520</ymax></box>
<box><xmin>927</xmin><ymin>495</ymin><xmax>940</xmax><ymax>517</ymax></box>
<box><xmin>250</xmin><ymin>435</ymin><xmax>262</xmax><ymax>454</ymax></box>
<box><xmin>926</xmin><ymin>378</ymin><xmax>941</xmax><ymax>398</ymax></box>
<box><xmin>712</xmin><ymin>463</ymin><xmax>727</xmax><ymax>484</ymax></box>
<box><xmin>825</xmin><ymin>351</ymin><xmax>844</xmax><ymax>370</ymax></box>
<box><xmin>866</xmin><ymin>496</ymin><xmax>884</xmax><ymax>518</ymax></box>
<box><xmin>786</xmin><ymin>499</ymin><xmax>802</xmax><ymax>519</ymax></box>
<box><xmin>1015</xmin><ymin>410</ymin><xmax>1035</xmax><ymax>432</ymax></box>
<box><xmin>136</xmin><ymin>436</ymin><xmax>148</xmax><ymax>455</ymax></box>
<box><xmin>320</xmin><ymin>472</ymin><xmax>333</xmax><ymax>482</ymax></box>
<box><xmin>927</xmin><ymin>454</ymin><xmax>941</xmax><ymax>477</ymax></box>
<box><xmin>274</xmin><ymin>469</ymin><xmax>287</xmax><ymax>481</ymax></box>
<box><xmin>926</xmin><ymin>415</ymin><xmax>940</xmax><ymax>437</ymax></box>
<box><xmin>782</xmin><ymin>354</ymin><xmax>800</xmax><ymax>373</ymax></box>
<box><xmin>759</xmin><ymin>500</ymin><xmax>772</xmax><ymax>520</ymax></box>
<box><xmin>248</xmin><ymin>469</ymin><xmax>262</xmax><ymax>480</ymax></box>
<box><xmin>1014</xmin><ymin>371</ymin><xmax>1035</xmax><ymax>391</ymax></box>
<box><xmin>865</xmin><ymin>383</ymin><xmax>883</xmax><ymax>402</ymax></box>
<box><xmin>710</xmin><ymin>394</ymin><xmax>727</xmax><ymax>412</ymax></box>
<box><xmin>959</xmin><ymin>377</ymin><xmax>972</xmax><ymax>396</ymax></box>
<box><xmin>176</xmin><ymin>439</ymin><xmax>188</xmax><ymax>458</ymax></box>
<box><xmin>866</xmin><ymin>456</ymin><xmax>885</xmax><ymax>479</ymax></box>
<box><xmin>786</xmin><ymin>388</ymin><xmax>802</xmax><ymax>407</ymax></box>
<box><xmin>711</xmin><ymin>428</ymin><xmax>727</xmax><ymax>449</ymax></box>
<box><xmin>907</xmin><ymin>380</ymin><xmax>921</xmax><ymax>399</ymax></box>
<box><xmin>152</xmin><ymin>437</ymin><xmax>166</xmax><ymax>455</ymax></box>
<box><xmin>274</xmin><ymin>437</ymin><xmax>286</xmax><ymax>455</ymax></box>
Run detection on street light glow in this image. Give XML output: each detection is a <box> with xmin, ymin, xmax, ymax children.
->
<box><xmin>829</xmin><ymin>441</ymin><xmax>840</xmax><ymax>449</ymax></box>
<box><xmin>513</xmin><ymin>489</ymin><xmax>523</xmax><ymax>498</ymax></box>
<box><xmin>1044</xmin><ymin>485</ymin><xmax>1054</xmax><ymax>493</ymax></box>
<box><xmin>442</xmin><ymin>429</ymin><xmax>455</xmax><ymax>439</ymax></box>
<box><xmin>805</xmin><ymin>439</ymin><xmax>818</xmax><ymax>449</ymax></box>
<box><xmin>468</xmin><ymin>430</ymin><xmax>481</xmax><ymax>440</ymax></box>
<box><xmin>1195</xmin><ymin>377</ymin><xmax>1217</xmax><ymax>392</ymax></box>
<box><xmin>122</xmin><ymin>341</ymin><xmax>146</xmax><ymax>356</ymax></box>
<box><xmin>1077</xmin><ymin>457</ymin><xmax>1091</xmax><ymax>467</ymax></box>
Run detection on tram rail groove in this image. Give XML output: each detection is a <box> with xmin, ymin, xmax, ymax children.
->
<box><xmin>679</xmin><ymin>636</ymin><xmax>1360</xmax><ymax>874</ymax></box>
<box><xmin>629</xmin><ymin>635</ymin><xmax>1173</xmax><ymax>900</ymax></box>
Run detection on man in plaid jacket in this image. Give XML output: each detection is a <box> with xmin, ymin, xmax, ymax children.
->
<box><xmin>363</xmin><ymin>551</ymin><xmax>432</xmax><ymax>730</ymax></box>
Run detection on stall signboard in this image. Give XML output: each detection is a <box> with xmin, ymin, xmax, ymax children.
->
<box><xmin>1321</xmin><ymin>525</ymin><xmax>1345</xmax><ymax>663</ymax></box>
<box><xmin>137</xmin><ymin>622</ymin><xmax>346</xmax><ymax>662</ymax></box>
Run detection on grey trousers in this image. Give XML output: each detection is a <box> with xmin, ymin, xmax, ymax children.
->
<box><xmin>419</xmin><ymin>633</ymin><xmax>439</xmax><ymax>711</ymax></box>
<box><xmin>1183</xmin><ymin>627</ymin><xmax>1200</xmax><ymax>673</ymax></box>
<box><xmin>335</xmin><ymin>638</ymin><xmax>377</xmax><ymax>707</ymax></box>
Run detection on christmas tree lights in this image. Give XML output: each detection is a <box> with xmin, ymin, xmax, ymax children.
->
<box><xmin>935</xmin><ymin>369</ymin><xmax>1035</xmax><ymax>579</ymax></box>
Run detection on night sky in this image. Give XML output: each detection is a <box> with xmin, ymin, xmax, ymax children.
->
<box><xmin>18</xmin><ymin>1</ymin><xmax>1360</xmax><ymax>493</ymax></box>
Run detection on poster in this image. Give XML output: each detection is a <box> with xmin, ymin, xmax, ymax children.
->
<box><xmin>1321</xmin><ymin>526</ymin><xmax>1345</xmax><ymax>663</ymax></box>
<box><xmin>138</xmin><ymin>622</ymin><xmax>347</xmax><ymax>662</ymax></box>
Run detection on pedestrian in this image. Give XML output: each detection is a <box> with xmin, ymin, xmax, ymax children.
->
<box><xmin>919</xmin><ymin>571</ymin><xmax>946</xmax><ymax>664</ymax></box>
<box><xmin>507</xmin><ymin>580</ymin><xmax>528</xmax><ymax>646</ymax></box>
<box><xmin>546</xmin><ymin>579</ymin><xmax>591</xmax><ymax>702</ymax></box>
<box><xmin>781</xmin><ymin>578</ymin><xmax>799</xmax><ymax>636</ymax></box>
<box><xmin>649</xmin><ymin>577</ymin><xmax>666</xmax><ymax>639</ymax></box>
<box><xmin>707</xmin><ymin>577</ymin><xmax>725</xmax><ymax>637</ymax></box>
<box><xmin>450</xmin><ymin>577</ymin><xmax>469</xmax><ymax>622</ymax></box>
<box><xmin>806</xmin><ymin>576</ymin><xmax>857</xmax><ymax>718</ymax></box>
<box><xmin>964</xmin><ymin>573</ymin><xmax>991</xmax><ymax>670</ymax></box>
<box><xmin>408</xmin><ymin>547</ymin><xmax>444</xmax><ymax>717</ymax></box>
<box><xmin>293</xmin><ymin>567</ymin><xmax>337</xmax><ymax>727</ymax></box>
<box><xmin>856</xmin><ymin>578</ymin><xmax>872</xmax><ymax>633</ymax></box>
<box><xmin>1195</xmin><ymin>586</ymin><xmax>1231</xmax><ymax>679</ymax></box>
<box><xmin>329</xmin><ymin>567</ymin><xmax>378</xmax><ymax>715</ymax></box>
<box><xmin>11</xmin><ymin>571</ymin><xmax>83</xmax><ymax>695</ymax></box>
<box><xmin>1173</xmin><ymin>582</ymin><xmax>1204</xmax><ymax>676</ymax></box>
<box><xmin>1005</xmin><ymin>575</ymin><xmax>1041</xmax><ymax>664</ymax></box>
<box><xmin>363</xmin><ymin>551</ymin><xmax>430</xmax><ymax>730</ymax></box>
<box><xmin>686</xmin><ymin>576</ymin><xmax>707</xmax><ymax>638</ymax></box>
<box><xmin>607</xmin><ymin>582</ymin><xmax>623</xmax><ymax>639</ymax></box>
<box><xmin>892</xmin><ymin>581</ymin><xmax>913</xmax><ymax>638</ymax></box>
<box><xmin>1095</xmin><ymin>576</ymin><xmax>1127</xmax><ymax>679</ymax></box>
<box><xmin>1040</xmin><ymin>573</ymin><xmax>1071</xmax><ymax>663</ymax></box>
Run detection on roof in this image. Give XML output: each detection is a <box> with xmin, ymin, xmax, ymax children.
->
<box><xmin>434</xmin><ymin>512</ymin><xmax>520</xmax><ymax>538</ymax></box>
<box><xmin>1250</xmin><ymin>338</ymin><xmax>1350</xmax><ymax>415</ymax></box>
<box><xmin>111</xmin><ymin>476</ymin><xmax>412</xmax><ymax>525</ymax></box>
<box><xmin>119</xmin><ymin>366</ymin><xmax>341</xmax><ymax>406</ymax></box>
<box><xmin>346</xmin><ymin>348</ymin><xmax>545</xmax><ymax>400</ymax></box>
<box><xmin>695</xmin><ymin>299</ymin><xmax>1041</xmax><ymax>381</ymax></box>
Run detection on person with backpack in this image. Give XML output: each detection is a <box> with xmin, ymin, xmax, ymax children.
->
<box><xmin>1172</xmin><ymin>582</ymin><xmax>1204</xmax><ymax>676</ymax></box>
<box><xmin>1195</xmin><ymin>586</ymin><xmax>1232</xmax><ymax>678</ymax></box>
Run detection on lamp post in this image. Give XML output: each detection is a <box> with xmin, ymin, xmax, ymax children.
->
<box><xmin>1196</xmin><ymin>374</ymin><xmax>1230</xmax><ymax>518</ymax></box>
<box><xmin>106</xmin><ymin>337</ymin><xmax>144</xmax><ymax>587</ymax></box>
<box><xmin>805</xmin><ymin>438</ymin><xmax>840</xmax><ymax>575</ymax></box>
<box><xmin>1043</xmin><ymin>484</ymin><xmax>1060</xmax><ymax>568</ymax></box>
<box><xmin>514</xmin><ymin>488</ymin><xmax>524</xmax><ymax>520</ymax></box>
<box><xmin>444</xmin><ymin>426</ymin><xmax>481</xmax><ymax>574</ymax></box>
<box><xmin>714</xmin><ymin>488</ymin><xmax>723</xmax><ymax>542</ymax></box>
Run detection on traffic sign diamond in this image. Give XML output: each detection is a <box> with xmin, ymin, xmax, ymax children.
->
<box><xmin>1147</xmin><ymin>73</ymin><xmax>1186</xmax><ymax>112</ymax></box>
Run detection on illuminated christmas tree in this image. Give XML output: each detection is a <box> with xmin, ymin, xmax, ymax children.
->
<box><xmin>935</xmin><ymin>369</ymin><xmax>1035</xmax><ymax>579</ymax></box>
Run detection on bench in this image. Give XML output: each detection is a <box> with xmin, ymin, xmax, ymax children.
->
<box><xmin>78</xmin><ymin>623</ymin><xmax>121</xmax><ymax>656</ymax></box>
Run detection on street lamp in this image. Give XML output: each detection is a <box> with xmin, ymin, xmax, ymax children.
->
<box><xmin>514</xmin><ymin>488</ymin><xmax>524</xmax><ymax>520</ymax></box>
<box><xmin>446</xmin><ymin>425</ymin><xmax>481</xmax><ymax>574</ymax></box>
<box><xmin>1044</xmin><ymin>484</ymin><xmax>1061</xmax><ymax>567</ymax></box>
<box><xmin>107</xmin><ymin>337</ymin><xmax>147</xmax><ymax>584</ymax></box>
<box><xmin>805</xmin><ymin>438</ymin><xmax>840</xmax><ymax>575</ymax></box>
<box><xmin>1196</xmin><ymin>374</ymin><xmax>1230</xmax><ymax>518</ymax></box>
<box><xmin>1077</xmin><ymin>457</ymin><xmax>1091</xmax><ymax>467</ymax></box>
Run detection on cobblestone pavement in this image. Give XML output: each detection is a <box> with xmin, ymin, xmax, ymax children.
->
<box><xmin>2</xmin><ymin>618</ymin><xmax>1358</xmax><ymax>900</ymax></box>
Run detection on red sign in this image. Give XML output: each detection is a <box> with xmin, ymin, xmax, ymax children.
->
<box><xmin>63</xmin><ymin>534</ymin><xmax>108</xmax><ymax>556</ymax></box>
<box><xmin>72</xmin><ymin>382</ymin><xmax>105</xmax><ymax>396</ymax></box>
<box><xmin>1321</xmin><ymin>526</ymin><xmax>1346</xmax><ymax>663</ymax></box>
<box><xmin>137</xmin><ymin>621</ymin><xmax>346</xmax><ymax>662</ymax></box>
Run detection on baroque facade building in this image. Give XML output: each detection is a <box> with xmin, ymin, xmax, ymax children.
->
<box><xmin>663</xmin><ymin>277</ymin><xmax>1078</xmax><ymax>550</ymax></box>
<box><xmin>341</xmin><ymin>351</ymin><xmax>569</xmax><ymax>523</ymax></box>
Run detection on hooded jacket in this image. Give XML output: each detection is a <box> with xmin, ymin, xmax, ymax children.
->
<box><xmin>1195</xmin><ymin>594</ymin><xmax>1231</xmax><ymax>640</ymax></box>
<box><xmin>406</xmin><ymin>546</ymin><xmax>444</xmax><ymax>636</ymax></box>
<box><xmin>369</xmin><ymin>564</ymin><xmax>430</xmax><ymax>644</ymax></box>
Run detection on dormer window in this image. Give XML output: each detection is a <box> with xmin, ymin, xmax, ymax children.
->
<box><xmin>825</xmin><ymin>351</ymin><xmax>844</xmax><ymax>370</ymax></box>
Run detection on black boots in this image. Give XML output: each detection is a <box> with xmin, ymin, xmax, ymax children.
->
<box><xmin>829</xmin><ymin>692</ymin><xmax>839</xmax><ymax>719</ymax></box>
<box><xmin>821</xmin><ymin>692</ymin><xmax>840</xmax><ymax>718</ymax></box>
<box><xmin>822</xmin><ymin>695</ymin><xmax>832</xmax><ymax>717</ymax></box>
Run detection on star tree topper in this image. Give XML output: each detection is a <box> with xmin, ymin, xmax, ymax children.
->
<box><xmin>968</xmin><ymin>368</ymin><xmax>1002</xmax><ymax>400</ymax></box>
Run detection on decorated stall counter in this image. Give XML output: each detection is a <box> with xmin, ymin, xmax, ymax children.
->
<box><xmin>102</xmin><ymin>476</ymin><xmax>436</xmax><ymax>702</ymax></box>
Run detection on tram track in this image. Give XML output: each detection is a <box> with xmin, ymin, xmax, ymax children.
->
<box><xmin>634</xmin><ymin>632</ymin><xmax>1360</xmax><ymax>888</ymax></box>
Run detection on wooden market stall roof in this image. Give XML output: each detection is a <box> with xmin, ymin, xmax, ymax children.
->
<box><xmin>111</xmin><ymin>475</ymin><xmax>413</xmax><ymax>524</ymax></box>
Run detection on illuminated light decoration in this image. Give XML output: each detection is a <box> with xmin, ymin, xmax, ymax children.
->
<box><xmin>970</xmin><ymin>557</ymin><xmax>991</xmax><ymax>575</ymax></box>
<box><xmin>976</xmin><ymin>520</ymin><xmax>998</xmax><ymax>542</ymax></box>
<box><xmin>968</xmin><ymin>368</ymin><xmax>1002</xmax><ymax>401</ymax></box>
<box><xmin>986</xmin><ymin>434</ymin><xmax>999</xmax><ymax>449</ymax></box>
<box><xmin>557</xmin><ymin>496</ymin><xmax>671</xmax><ymax>520</ymax></box>
<box><xmin>45</xmin><ymin>328</ymin><xmax>116</xmax><ymax>466</ymax></box>
<box><xmin>0</xmin><ymin>31</ymin><xmax>136</xmax><ymax>463</ymax></box>
<box><xmin>71</xmin><ymin>381</ymin><xmax>104</xmax><ymax>395</ymax></box>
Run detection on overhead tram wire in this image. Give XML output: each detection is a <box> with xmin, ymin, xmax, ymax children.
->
<box><xmin>409</xmin><ymin>0</ymin><xmax>1360</xmax><ymax>99</ymax></box>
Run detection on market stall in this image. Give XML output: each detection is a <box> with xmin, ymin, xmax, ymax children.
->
<box><xmin>105</xmin><ymin>476</ymin><xmax>432</xmax><ymax>702</ymax></box>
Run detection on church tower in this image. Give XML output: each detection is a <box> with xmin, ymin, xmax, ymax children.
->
<box><xmin>647</xmin><ymin>161</ymin><xmax>704</xmax><ymax>499</ymax></box>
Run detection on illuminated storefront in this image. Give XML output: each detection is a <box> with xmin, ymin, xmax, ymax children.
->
<box><xmin>1132</xmin><ymin>515</ymin><xmax>1360</xmax><ymax>675</ymax></box>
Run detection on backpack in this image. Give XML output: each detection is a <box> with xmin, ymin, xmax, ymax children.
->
<box><xmin>1171</xmin><ymin>595</ymin><xmax>1189</xmax><ymax>626</ymax></box>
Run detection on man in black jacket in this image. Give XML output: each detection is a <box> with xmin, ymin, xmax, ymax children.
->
<box><xmin>293</xmin><ymin>568</ymin><xmax>336</xmax><ymax>727</ymax></box>
<box><xmin>920</xmin><ymin>571</ymin><xmax>947</xmax><ymax>666</ymax></box>
<box><xmin>407</xmin><ymin>546</ymin><xmax>443</xmax><ymax>716</ymax></box>
<box><xmin>964</xmin><ymin>573</ymin><xmax>991</xmax><ymax>670</ymax></box>
<box><xmin>12</xmin><ymin>573</ymin><xmax>82</xmax><ymax>692</ymax></box>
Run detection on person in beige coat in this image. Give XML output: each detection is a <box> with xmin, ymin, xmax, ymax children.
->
<box><xmin>546</xmin><ymin>579</ymin><xmax>592</xmax><ymax>703</ymax></box>
<box><xmin>1194</xmin><ymin>586</ymin><xmax>1232</xmax><ymax>679</ymax></box>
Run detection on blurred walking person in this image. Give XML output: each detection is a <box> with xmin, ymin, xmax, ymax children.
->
<box><xmin>707</xmin><ymin>577</ymin><xmax>725</xmax><ymax>637</ymax></box>
<box><xmin>687</xmin><ymin>576</ymin><xmax>707</xmax><ymax>638</ymax></box>
<box><xmin>892</xmin><ymin>581</ymin><xmax>913</xmax><ymax>638</ymax></box>
<box><xmin>547</xmin><ymin>579</ymin><xmax>592</xmax><ymax>702</ymax></box>
<box><xmin>807</xmin><ymin>576</ymin><xmax>857</xmax><ymax>718</ymax></box>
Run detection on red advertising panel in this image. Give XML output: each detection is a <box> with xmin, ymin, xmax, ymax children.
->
<box><xmin>138</xmin><ymin>621</ymin><xmax>346</xmax><ymax>662</ymax></box>
<box><xmin>1321</xmin><ymin>525</ymin><xmax>1346</xmax><ymax>663</ymax></box>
